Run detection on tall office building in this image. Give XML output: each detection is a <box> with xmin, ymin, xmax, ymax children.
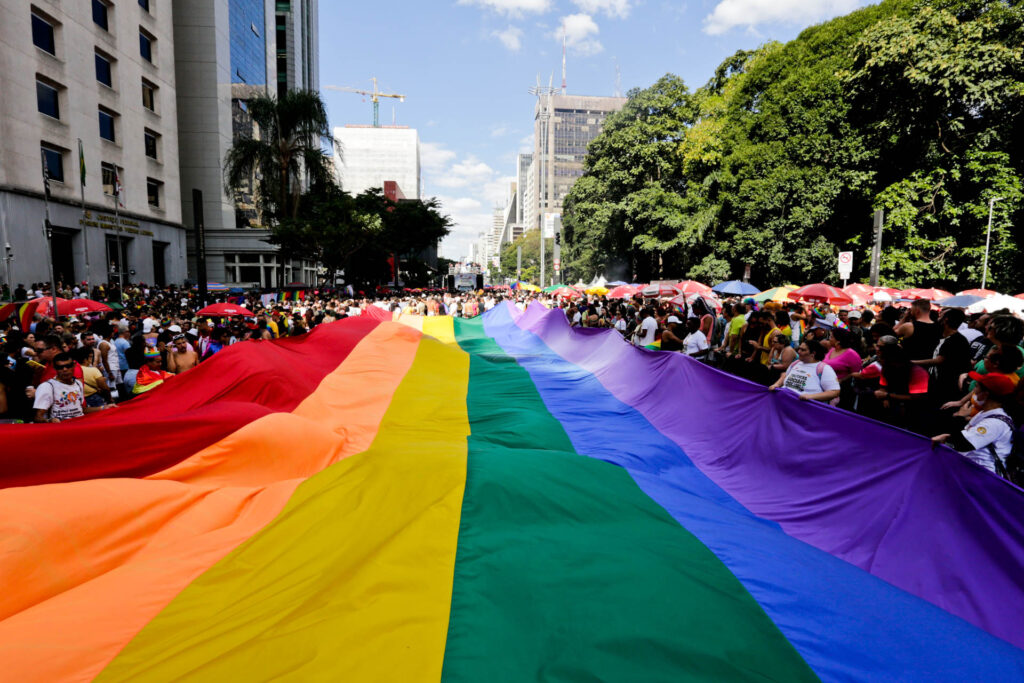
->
<box><xmin>0</xmin><ymin>1</ymin><xmax>187</xmax><ymax>289</ymax></box>
<box><xmin>174</xmin><ymin>0</ymin><xmax>319</xmax><ymax>289</ymax></box>
<box><xmin>332</xmin><ymin>125</ymin><xmax>420</xmax><ymax>199</ymax></box>
<box><xmin>528</xmin><ymin>94</ymin><xmax>626</xmax><ymax>233</ymax></box>
<box><xmin>274</xmin><ymin>0</ymin><xmax>318</xmax><ymax>98</ymax></box>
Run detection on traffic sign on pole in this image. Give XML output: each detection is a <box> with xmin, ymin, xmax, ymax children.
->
<box><xmin>838</xmin><ymin>251</ymin><xmax>853</xmax><ymax>287</ymax></box>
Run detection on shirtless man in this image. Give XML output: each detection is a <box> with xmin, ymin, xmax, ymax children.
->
<box><xmin>166</xmin><ymin>334</ymin><xmax>199</xmax><ymax>374</ymax></box>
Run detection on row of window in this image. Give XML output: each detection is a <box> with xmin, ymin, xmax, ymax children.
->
<box><xmin>93</xmin><ymin>0</ymin><xmax>153</xmax><ymax>32</ymax></box>
<box><xmin>32</xmin><ymin>9</ymin><xmax>156</xmax><ymax>64</ymax></box>
<box><xmin>41</xmin><ymin>143</ymin><xmax>164</xmax><ymax>208</ymax></box>
<box><xmin>37</xmin><ymin>79</ymin><xmax>162</xmax><ymax>156</ymax></box>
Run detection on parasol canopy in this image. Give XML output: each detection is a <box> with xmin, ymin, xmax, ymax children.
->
<box><xmin>712</xmin><ymin>280</ymin><xmax>760</xmax><ymax>296</ymax></box>
<box><xmin>675</xmin><ymin>280</ymin><xmax>713</xmax><ymax>296</ymax></box>
<box><xmin>787</xmin><ymin>284</ymin><xmax>853</xmax><ymax>306</ymax></box>
<box><xmin>936</xmin><ymin>295</ymin><xmax>984</xmax><ymax>309</ymax></box>
<box><xmin>640</xmin><ymin>283</ymin><xmax>681</xmax><ymax>298</ymax></box>
<box><xmin>196</xmin><ymin>303</ymin><xmax>255</xmax><ymax>317</ymax></box>
<box><xmin>897</xmin><ymin>288</ymin><xmax>953</xmax><ymax>301</ymax></box>
<box><xmin>754</xmin><ymin>286</ymin><xmax>797</xmax><ymax>304</ymax></box>
<box><xmin>607</xmin><ymin>285</ymin><xmax>638</xmax><ymax>299</ymax></box>
<box><xmin>35</xmin><ymin>297</ymin><xmax>112</xmax><ymax>317</ymax></box>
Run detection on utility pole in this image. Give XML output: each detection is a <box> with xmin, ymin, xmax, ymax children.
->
<box><xmin>982</xmin><ymin>197</ymin><xmax>1003</xmax><ymax>290</ymax></box>
<box><xmin>869</xmin><ymin>209</ymin><xmax>884</xmax><ymax>287</ymax></box>
<box><xmin>78</xmin><ymin>139</ymin><xmax>90</xmax><ymax>289</ymax></box>
<box><xmin>40</xmin><ymin>149</ymin><xmax>59</xmax><ymax>318</ymax></box>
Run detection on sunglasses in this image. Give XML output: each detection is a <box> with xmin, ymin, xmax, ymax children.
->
<box><xmin>54</xmin><ymin>364</ymin><xmax>74</xmax><ymax>370</ymax></box>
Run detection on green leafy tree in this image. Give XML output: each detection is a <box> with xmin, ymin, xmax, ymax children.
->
<box><xmin>224</xmin><ymin>90</ymin><xmax>334</xmax><ymax>283</ymax></box>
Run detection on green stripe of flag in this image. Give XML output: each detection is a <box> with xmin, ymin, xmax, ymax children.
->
<box><xmin>442</xmin><ymin>316</ymin><xmax>818</xmax><ymax>682</ymax></box>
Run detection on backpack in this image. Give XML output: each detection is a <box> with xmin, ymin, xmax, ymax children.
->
<box><xmin>981</xmin><ymin>414</ymin><xmax>1024</xmax><ymax>486</ymax></box>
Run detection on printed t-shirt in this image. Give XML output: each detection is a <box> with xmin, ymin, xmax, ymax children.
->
<box><xmin>32</xmin><ymin>379</ymin><xmax>85</xmax><ymax>421</ymax></box>
<box><xmin>960</xmin><ymin>408</ymin><xmax>1014</xmax><ymax>473</ymax></box>
<box><xmin>782</xmin><ymin>361</ymin><xmax>840</xmax><ymax>396</ymax></box>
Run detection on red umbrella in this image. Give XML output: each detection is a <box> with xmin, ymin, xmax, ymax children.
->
<box><xmin>898</xmin><ymin>288</ymin><xmax>953</xmax><ymax>301</ymax></box>
<box><xmin>1016</xmin><ymin>293</ymin><xmax>1024</xmax><ymax>300</ymax></box>
<box><xmin>675</xmin><ymin>280</ymin><xmax>712</xmax><ymax>296</ymax></box>
<box><xmin>551</xmin><ymin>286</ymin><xmax>581</xmax><ymax>299</ymax></box>
<box><xmin>874</xmin><ymin>287</ymin><xmax>901</xmax><ymax>296</ymax></box>
<box><xmin>196</xmin><ymin>303</ymin><xmax>254</xmax><ymax>317</ymax></box>
<box><xmin>788</xmin><ymin>283</ymin><xmax>853</xmax><ymax>305</ymax></box>
<box><xmin>668</xmin><ymin>293</ymin><xmax>722</xmax><ymax>312</ymax></box>
<box><xmin>842</xmin><ymin>283</ymin><xmax>873</xmax><ymax>306</ymax></box>
<box><xmin>35</xmin><ymin>297</ymin><xmax>112</xmax><ymax>317</ymax></box>
<box><xmin>957</xmin><ymin>288</ymin><xmax>999</xmax><ymax>299</ymax></box>
<box><xmin>640</xmin><ymin>283</ymin><xmax>681</xmax><ymax>298</ymax></box>
<box><xmin>607</xmin><ymin>285</ymin><xmax>638</xmax><ymax>299</ymax></box>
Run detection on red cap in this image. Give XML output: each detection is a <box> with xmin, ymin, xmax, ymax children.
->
<box><xmin>968</xmin><ymin>371</ymin><xmax>1017</xmax><ymax>397</ymax></box>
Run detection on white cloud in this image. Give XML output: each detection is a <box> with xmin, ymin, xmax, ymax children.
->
<box><xmin>432</xmin><ymin>156</ymin><xmax>496</xmax><ymax>189</ymax></box>
<box><xmin>572</xmin><ymin>0</ymin><xmax>630</xmax><ymax>19</ymax></box>
<box><xmin>518</xmin><ymin>133</ymin><xmax>534</xmax><ymax>153</ymax></box>
<box><xmin>419</xmin><ymin>141</ymin><xmax>457</xmax><ymax>172</ymax></box>
<box><xmin>490</xmin><ymin>123</ymin><xmax>513</xmax><ymax>137</ymax></box>
<box><xmin>459</xmin><ymin>0</ymin><xmax>551</xmax><ymax>16</ymax></box>
<box><xmin>703</xmin><ymin>0</ymin><xmax>864</xmax><ymax>35</ymax></box>
<box><xmin>556</xmin><ymin>13</ymin><xmax>603</xmax><ymax>56</ymax></box>
<box><xmin>493</xmin><ymin>25</ymin><xmax>523</xmax><ymax>51</ymax></box>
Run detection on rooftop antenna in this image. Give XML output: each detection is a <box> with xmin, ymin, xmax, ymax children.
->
<box><xmin>561</xmin><ymin>23</ymin><xmax>567</xmax><ymax>94</ymax></box>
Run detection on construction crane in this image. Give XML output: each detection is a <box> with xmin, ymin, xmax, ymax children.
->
<box><xmin>324</xmin><ymin>78</ymin><xmax>405</xmax><ymax>127</ymax></box>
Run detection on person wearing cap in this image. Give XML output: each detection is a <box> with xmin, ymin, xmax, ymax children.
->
<box><xmin>932</xmin><ymin>372</ymin><xmax>1017</xmax><ymax>474</ymax></box>
<box><xmin>660</xmin><ymin>315</ymin><xmax>685</xmax><ymax>352</ymax></box>
<box><xmin>132</xmin><ymin>346</ymin><xmax>174</xmax><ymax>394</ymax></box>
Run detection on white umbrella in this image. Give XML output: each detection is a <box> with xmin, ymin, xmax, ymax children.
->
<box><xmin>871</xmin><ymin>291</ymin><xmax>893</xmax><ymax>303</ymax></box>
<box><xmin>966</xmin><ymin>294</ymin><xmax>1024</xmax><ymax>315</ymax></box>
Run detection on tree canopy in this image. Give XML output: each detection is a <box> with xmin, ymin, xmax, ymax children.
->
<box><xmin>561</xmin><ymin>0</ymin><xmax>1023</xmax><ymax>290</ymax></box>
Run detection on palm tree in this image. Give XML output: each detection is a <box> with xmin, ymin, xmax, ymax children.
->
<box><xmin>224</xmin><ymin>89</ymin><xmax>334</xmax><ymax>284</ymax></box>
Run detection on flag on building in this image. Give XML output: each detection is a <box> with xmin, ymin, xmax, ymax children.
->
<box><xmin>40</xmin><ymin>149</ymin><xmax>51</xmax><ymax>201</ymax></box>
<box><xmin>113</xmin><ymin>166</ymin><xmax>124</xmax><ymax>208</ymax></box>
<box><xmin>78</xmin><ymin>139</ymin><xmax>86</xmax><ymax>188</ymax></box>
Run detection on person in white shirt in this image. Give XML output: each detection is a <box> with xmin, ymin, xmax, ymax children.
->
<box><xmin>633</xmin><ymin>308</ymin><xmax>658</xmax><ymax>347</ymax></box>
<box><xmin>33</xmin><ymin>353</ymin><xmax>87</xmax><ymax>422</ymax></box>
<box><xmin>932</xmin><ymin>371</ymin><xmax>1016</xmax><ymax>474</ymax></box>
<box><xmin>769</xmin><ymin>339</ymin><xmax>841</xmax><ymax>402</ymax></box>
<box><xmin>682</xmin><ymin>318</ymin><xmax>710</xmax><ymax>358</ymax></box>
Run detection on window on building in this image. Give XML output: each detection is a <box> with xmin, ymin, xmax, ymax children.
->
<box><xmin>139</xmin><ymin>29</ymin><xmax>153</xmax><ymax>62</ymax></box>
<box><xmin>41</xmin><ymin>144</ymin><xmax>64</xmax><ymax>183</ymax></box>
<box><xmin>101</xmin><ymin>162</ymin><xmax>116</xmax><ymax>195</ymax></box>
<box><xmin>92</xmin><ymin>0</ymin><xmax>109</xmax><ymax>31</ymax></box>
<box><xmin>98</xmin><ymin>107</ymin><xmax>116</xmax><ymax>142</ymax></box>
<box><xmin>95</xmin><ymin>51</ymin><xmax>113</xmax><ymax>87</ymax></box>
<box><xmin>141</xmin><ymin>79</ymin><xmax>156</xmax><ymax>110</ymax></box>
<box><xmin>139</xmin><ymin>0</ymin><xmax>150</xmax><ymax>12</ymax></box>
<box><xmin>146</xmin><ymin>178</ymin><xmax>161</xmax><ymax>207</ymax></box>
<box><xmin>144</xmin><ymin>129</ymin><xmax>159</xmax><ymax>159</ymax></box>
<box><xmin>36</xmin><ymin>79</ymin><xmax>60</xmax><ymax>119</ymax></box>
<box><xmin>31</xmin><ymin>12</ymin><xmax>56</xmax><ymax>55</ymax></box>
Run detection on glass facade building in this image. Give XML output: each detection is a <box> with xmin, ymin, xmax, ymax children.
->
<box><xmin>229</xmin><ymin>0</ymin><xmax>267</xmax><ymax>85</ymax></box>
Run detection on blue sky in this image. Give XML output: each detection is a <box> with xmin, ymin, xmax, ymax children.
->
<box><xmin>319</xmin><ymin>0</ymin><xmax>874</xmax><ymax>259</ymax></box>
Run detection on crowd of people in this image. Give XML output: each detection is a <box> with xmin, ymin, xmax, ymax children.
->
<box><xmin>2</xmin><ymin>280</ymin><xmax>1022</xmax><ymax>485</ymax></box>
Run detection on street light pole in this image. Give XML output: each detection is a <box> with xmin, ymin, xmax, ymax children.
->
<box><xmin>982</xmin><ymin>196</ymin><xmax>1003</xmax><ymax>290</ymax></box>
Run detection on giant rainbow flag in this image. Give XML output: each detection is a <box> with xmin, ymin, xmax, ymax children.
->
<box><xmin>2</xmin><ymin>303</ymin><xmax>1023</xmax><ymax>680</ymax></box>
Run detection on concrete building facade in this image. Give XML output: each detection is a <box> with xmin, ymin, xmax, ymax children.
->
<box><xmin>333</xmin><ymin>125</ymin><xmax>420</xmax><ymax>199</ymax></box>
<box><xmin>0</xmin><ymin>0</ymin><xmax>187</xmax><ymax>290</ymax></box>
<box><xmin>528</xmin><ymin>93</ymin><xmax>626</xmax><ymax>232</ymax></box>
